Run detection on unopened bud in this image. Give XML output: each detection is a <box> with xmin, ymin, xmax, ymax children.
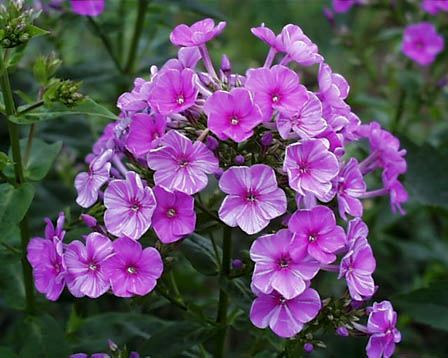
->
<box><xmin>234</xmin><ymin>155</ymin><xmax>245</xmax><ymax>165</ymax></box>
<box><xmin>304</xmin><ymin>343</ymin><xmax>314</xmax><ymax>353</ymax></box>
<box><xmin>231</xmin><ymin>259</ymin><xmax>244</xmax><ymax>270</ymax></box>
<box><xmin>205</xmin><ymin>136</ymin><xmax>219</xmax><ymax>151</ymax></box>
<box><xmin>260</xmin><ymin>132</ymin><xmax>273</xmax><ymax>147</ymax></box>
<box><xmin>81</xmin><ymin>214</ymin><xmax>97</xmax><ymax>228</ymax></box>
<box><xmin>336</xmin><ymin>326</ymin><xmax>349</xmax><ymax>337</ymax></box>
<box><xmin>221</xmin><ymin>54</ymin><xmax>231</xmax><ymax>74</ymax></box>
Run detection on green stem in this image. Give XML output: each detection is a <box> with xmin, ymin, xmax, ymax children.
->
<box><xmin>87</xmin><ymin>17</ymin><xmax>123</xmax><ymax>73</ymax></box>
<box><xmin>216</xmin><ymin>226</ymin><xmax>232</xmax><ymax>357</ymax></box>
<box><xmin>124</xmin><ymin>0</ymin><xmax>150</xmax><ymax>74</ymax></box>
<box><xmin>17</xmin><ymin>99</ymin><xmax>44</xmax><ymax>115</ymax></box>
<box><xmin>0</xmin><ymin>51</ymin><xmax>35</xmax><ymax>315</ymax></box>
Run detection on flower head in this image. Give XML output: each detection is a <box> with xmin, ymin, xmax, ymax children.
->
<box><xmin>147</xmin><ymin>130</ymin><xmax>219</xmax><ymax>195</ymax></box>
<box><xmin>279</xmin><ymin>24</ymin><xmax>323</xmax><ymax>66</ymax></box>
<box><xmin>65</xmin><ymin>232</ymin><xmax>114</xmax><ymax>298</ymax></box>
<box><xmin>288</xmin><ymin>206</ymin><xmax>346</xmax><ymax>264</ymax></box>
<box><xmin>283</xmin><ymin>139</ymin><xmax>339</xmax><ymax>199</ymax></box>
<box><xmin>148</xmin><ymin>68</ymin><xmax>198</xmax><ymax>115</ymax></box>
<box><xmin>75</xmin><ymin>149</ymin><xmax>113</xmax><ymax>208</ymax></box>
<box><xmin>71</xmin><ymin>0</ymin><xmax>104</xmax><ymax>16</ymax></box>
<box><xmin>422</xmin><ymin>0</ymin><xmax>448</xmax><ymax>15</ymax></box>
<box><xmin>366</xmin><ymin>301</ymin><xmax>401</xmax><ymax>358</ymax></box>
<box><xmin>245</xmin><ymin>65</ymin><xmax>308</xmax><ymax>120</ymax></box>
<box><xmin>170</xmin><ymin>18</ymin><xmax>226</xmax><ymax>47</ymax></box>
<box><xmin>152</xmin><ymin>186</ymin><xmax>196</xmax><ymax>244</ymax></box>
<box><xmin>204</xmin><ymin>87</ymin><xmax>263</xmax><ymax>142</ymax></box>
<box><xmin>402</xmin><ymin>22</ymin><xmax>444</xmax><ymax>66</ymax></box>
<box><xmin>250</xmin><ymin>288</ymin><xmax>321</xmax><ymax>338</ymax></box>
<box><xmin>104</xmin><ymin>171</ymin><xmax>156</xmax><ymax>240</ymax></box>
<box><xmin>250</xmin><ymin>229</ymin><xmax>320</xmax><ymax>299</ymax></box>
<box><xmin>103</xmin><ymin>237</ymin><xmax>163</xmax><ymax>297</ymax></box>
<box><xmin>218</xmin><ymin>164</ymin><xmax>287</xmax><ymax>235</ymax></box>
<box><xmin>126</xmin><ymin>113</ymin><xmax>166</xmax><ymax>158</ymax></box>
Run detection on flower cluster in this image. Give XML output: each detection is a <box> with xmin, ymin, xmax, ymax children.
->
<box><xmin>28</xmin><ymin>19</ymin><xmax>405</xmax><ymax>357</ymax></box>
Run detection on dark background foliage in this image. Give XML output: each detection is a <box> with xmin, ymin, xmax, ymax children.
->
<box><xmin>1</xmin><ymin>0</ymin><xmax>448</xmax><ymax>356</ymax></box>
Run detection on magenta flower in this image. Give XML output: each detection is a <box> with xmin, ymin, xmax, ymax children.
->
<box><xmin>366</xmin><ymin>301</ymin><xmax>401</xmax><ymax>358</ymax></box>
<box><xmin>75</xmin><ymin>149</ymin><xmax>113</xmax><ymax>208</ymax></box>
<box><xmin>422</xmin><ymin>0</ymin><xmax>448</xmax><ymax>15</ymax></box>
<box><xmin>250</xmin><ymin>287</ymin><xmax>321</xmax><ymax>338</ymax></box>
<box><xmin>332</xmin><ymin>0</ymin><xmax>358</xmax><ymax>13</ymax></box>
<box><xmin>346</xmin><ymin>218</ymin><xmax>369</xmax><ymax>247</ymax></box>
<box><xmin>402</xmin><ymin>22</ymin><xmax>444</xmax><ymax>66</ymax></box>
<box><xmin>161</xmin><ymin>47</ymin><xmax>202</xmax><ymax>72</ymax></box>
<box><xmin>27</xmin><ymin>212</ymin><xmax>66</xmax><ymax>301</ymax></box>
<box><xmin>147</xmin><ymin>130</ymin><xmax>219</xmax><ymax>195</ymax></box>
<box><xmin>276</xmin><ymin>92</ymin><xmax>327</xmax><ymax>140</ymax></box>
<box><xmin>283</xmin><ymin>139</ymin><xmax>339</xmax><ymax>199</ymax></box>
<box><xmin>336</xmin><ymin>158</ymin><xmax>366</xmax><ymax>220</ymax></box>
<box><xmin>339</xmin><ymin>238</ymin><xmax>376</xmax><ymax>301</ymax></box>
<box><xmin>103</xmin><ymin>237</ymin><xmax>163</xmax><ymax>297</ymax></box>
<box><xmin>152</xmin><ymin>186</ymin><xmax>196</xmax><ymax>244</ymax></box>
<box><xmin>251</xmin><ymin>24</ymin><xmax>282</xmax><ymax>51</ymax></box>
<box><xmin>245</xmin><ymin>65</ymin><xmax>308</xmax><ymax>120</ymax></box>
<box><xmin>65</xmin><ymin>232</ymin><xmax>114</xmax><ymax>298</ymax></box>
<box><xmin>279</xmin><ymin>24</ymin><xmax>323</xmax><ymax>66</ymax></box>
<box><xmin>170</xmin><ymin>18</ymin><xmax>226</xmax><ymax>47</ymax></box>
<box><xmin>126</xmin><ymin>113</ymin><xmax>166</xmax><ymax>158</ymax></box>
<box><xmin>288</xmin><ymin>206</ymin><xmax>346</xmax><ymax>264</ymax></box>
<box><xmin>250</xmin><ymin>229</ymin><xmax>320</xmax><ymax>299</ymax></box>
<box><xmin>204</xmin><ymin>88</ymin><xmax>263</xmax><ymax>142</ymax></box>
<box><xmin>148</xmin><ymin>68</ymin><xmax>198</xmax><ymax>115</ymax></box>
<box><xmin>318</xmin><ymin>63</ymin><xmax>350</xmax><ymax>112</ymax></box>
<box><xmin>218</xmin><ymin>164</ymin><xmax>287</xmax><ymax>235</ymax></box>
<box><xmin>70</xmin><ymin>0</ymin><xmax>104</xmax><ymax>16</ymax></box>
<box><xmin>117</xmin><ymin>78</ymin><xmax>152</xmax><ymax>114</ymax></box>
<box><xmin>104</xmin><ymin>171</ymin><xmax>156</xmax><ymax>240</ymax></box>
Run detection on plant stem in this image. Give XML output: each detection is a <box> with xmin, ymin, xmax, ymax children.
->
<box><xmin>124</xmin><ymin>0</ymin><xmax>150</xmax><ymax>74</ymax></box>
<box><xmin>0</xmin><ymin>51</ymin><xmax>35</xmax><ymax>315</ymax></box>
<box><xmin>17</xmin><ymin>99</ymin><xmax>44</xmax><ymax>115</ymax></box>
<box><xmin>216</xmin><ymin>226</ymin><xmax>232</xmax><ymax>357</ymax></box>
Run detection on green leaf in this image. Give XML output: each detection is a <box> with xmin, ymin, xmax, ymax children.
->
<box><xmin>404</xmin><ymin>140</ymin><xmax>448</xmax><ymax>208</ymax></box>
<box><xmin>22</xmin><ymin>139</ymin><xmax>62</xmax><ymax>181</ymax></box>
<box><xmin>11</xmin><ymin>97</ymin><xmax>117</xmax><ymax>125</ymax></box>
<box><xmin>27</xmin><ymin>25</ymin><xmax>49</xmax><ymax>40</ymax></box>
<box><xmin>394</xmin><ymin>282</ymin><xmax>448</xmax><ymax>331</ymax></box>
<box><xmin>0</xmin><ymin>183</ymin><xmax>35</xmax><ymax>230</ymax></box>
<box><xmin>180</xmin><ymin>233</ymin><xmax>220</xmax><ymax>276</ymax></box>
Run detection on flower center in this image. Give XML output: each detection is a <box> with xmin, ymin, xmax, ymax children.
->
<box><xmin>246</xmin><ymin>192</ymin><xmax>257</xmax><ymax>202</ymax></box>
<box><xmin>179</xmin><ymin>159</ymin><xmax>189</xmax><ymax>168</ymax></box>
<box><xmin>167</xmin><ymin>208</ymin><xmax>177</xmax><ymax>218</ymax></box>
<box><xmin>308</xmin><ymin>235</ymin><xmax>317</xmax><ymax>242</ymax></box>
<box><xmin>131</xmin><ymin>202</ymin><xmax>141</xmax><ymax>212</ymax></box>
<box><xmin>231</xmin><ymin>117</ymin><xmax>239</xmax><ymax>125</ymax></box>
<box><xmin>127</xmin><ymin>266</ymin><xmax>137</xmax><ymax>274</ymax></box>
<box><xmin>88</xmin><ymin>263</ymin><xmax>98</xmax><ymax>271</ymax></box>
<box><xmin>278</xmin><ymin>296</ymin><xmax>287</xmax><ymax>305</ymax></box>
<box><xmin>176</xmin><ymin>95</ymin><xmax>185</xmax><ymax>105</ymax></box>
<box><xmin>279</xmin><ymin>257</ymin><xmax>290</xmax><ymax>269</ymax></box>
<box><xmin>272</xmin><ymin>94</ymin><xmax>280</xmax><ymax>103</ymax></box>
<box><xmin>54</xmin><ymin>263</ymin><xmax>61</xmax><ymax>273</ymax></box>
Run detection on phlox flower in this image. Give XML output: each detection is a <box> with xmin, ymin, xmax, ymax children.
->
<box><xmin>152</xmin><ymin>186</ymin><xmax>196</xmax><ymax>244</ymax></box>
<box><xmin>218</xmin><ymin>164</ymin><xmax>287</xmax><ymax>235</ymax></box>
<box><xmin>318</xmin><ymin>63</ymin><xmax>350</xmax><ymax>112</ymax></box>
<box><xmin>70</xmin><ymin>0</ymin><xmax>104</xmax><ymax>16</ymax></box>
<box><xmin>250</xmin><ymin>287</ymin><xmax>321</xmax><ymax>338</ymax></box>
<box><xmin>365</xmin><ymin>301</ymin><xmax>401</xmax><ymax>358</ymax></box>
<box><xmin>402</xmin><ymin>22</ymin><xmax>444</xmax><ymax>66</ymax></box>
<box><xmin>65</xmin><ymin>232</ymin><xmax>114</xmax><ymax>298</ymax></box>
<box><xmin>204</xmin><ymin>87</ymin><xmax>263</xmax><ymax>142</ymax></box>
<box><xmin>251</xmin><ymin>24</ymin><xmax>282</xmax><ymax>51</ymax></box>
<box><xmin>104</xmin><ymin>171</ymin><xmax>156</xmax><ymax>240</ymax></box>
<box><xmin>117</xmin><ymin>78</ymin><xmax>152</xmax><ymax>114</ymax></box>
<box><xmin>332</xmin><ymin>0</ymin><xmax>362</xmax><ymax>13</ymax></box>
<box><xmin>250</xmin><ymin>229</ymin><xmax>320</xmax><ymax>299</ymax></box>
<box><xmin>103</xmin><ymin>237</ymin><xmax>163</xmax><ymax>297</ymax></box>
<box><xmin>170</xmin><ymin>18</ymin><xmax>226</xmax><ymax>47</ymax></box>
<box><xmin>75</xmin><ymin>149</ymin><xmax>113</xmax><ymax>208</ymax></box>
<box><xmin>148</xmin><ymin>68</ymin><xmax>198</xmax><ymax>115</ymax></box>
<box><xmin>288</xmin><ymin>206</ymin><xmax>346</xmax><ymax>264</ymax></box>
<box><xmin>279</xmin><ymin>24</ymin><xmax>323</xmax><ymax>66</ymax></box>
<box><xmin>283</xmin><ymin>139</ymin><xmax>339</xmax><ymax>199</ymax></box>
<box><xmin>245</xmin><ymin>65</ymin><xmax>308</xmax><ymax>120</ymax></box>
<box><xmin>126</xmin><ymin>113</ymin><xmax>166</xmax><ymax>158</ymax></box>
<box><xmin>147</xmin><ymin>130</ymin><xmax>219</xmax><ymax>195</ymax></box>
<box><xmin>422</xmin><ymin>0</ymin><xmax>448</xmax><ymax>15</ymax></box>
<box><xmin>346</xmin><ymin>218</ymin><xmax>369</xmax><ymax>247</ymax></box>
<box><xmin>161</xmin><ymin>47</ymin><xmax>202</xmax><ymax>72</ymax></box>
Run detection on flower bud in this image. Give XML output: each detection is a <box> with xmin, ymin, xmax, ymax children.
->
<box><xmin>336</xmin><ymin>326</ymin><xmax>349</xmax><ymax>337</ymax></box>
<box><xmin>81</xmin><ymin>214</ymin><xmax>97</xmax><ymax>228</ymax></box>
<box><xmin>304</xmin><ymin>343</ymin><xmax>314</xmax><ymax>353</ymax></box>
<box><xmin>221</xmin><ymin>54</ymin><xmax>231</xmax><ymax>75</ymax></box>
<box><xmin>231</xmin><ymin>259</ymin><xmax>244</xmax><ymax>270</ymax></box>
<box><xmin>44</xmin><ymin>79</ymin><xmax>84</xmax><ymax>107</ymax></box>
<box><xmin>234</xmin><ymin>155</ymin><xmax>245</xmax><ymax>165</ymax></box>
<box><xmin>205</xmin><ymin>136</ymin><xmax>219</xmax><ymax>151</ymax></box>
<box><xmin>260</xmin><ymin>132</ymin><xmax>273</xmax><ymax>147</ymax></box>
<box><xmin>107</xmin><ymin>339</ymin><xmax>118</xmax><ymax>352</ymax></box>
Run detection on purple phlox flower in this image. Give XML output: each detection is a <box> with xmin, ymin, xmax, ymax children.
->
<box><xmin>288</xmin><ymin>205</ymin><xmax>346</xmax><ymax>264</ymax></box>
<box><xmin>283</xmin><ymin>138</ymin><xmax>339</xmax><ymax>199</ymax></box>
<box><xmin>70</xmin><ymin>0</ymin><xmax>104</xmax><ymax>16</ymax></box>
<box><xmin>161</xmin><ymin>47</ymin><xmax>202</xmax><ymax>72</ymax></box>
<box><xmin>148</xmin><ymin>68</ymin><xmax>198</xmax><ymax>115</ymax></box>
<box><xmin>104</xmin><ymin>171</ymin><xmax>156</xmax><ymax>240</ymax></box>
<box><xmin>251</xmin><ymin>24</ymin><xmax>283</xmax><ymax>51</ymax></box>
<box><xmin>65</xmin><ymin>232</ymin><xmax>114</xmax><ymax>298</ymax></box>
<box><xmin>332</xmin><ymin>0</ymin><xmax>358</xmax><ymax>13</ymax></box>
<box><xmin>218</xmin><ymin>164</ymin><xmax>287</xmax><ymax>235</ymax></box>
<box><xmin>117</xmin><ymin>78</ymin><xmax>152</xmax><ymax>114</ymax></box>
<box><xmin>250</xmin><ymin>229</ymin><xmax>320</xmax><ymax>299</ymax></box>
<box><xmin>245</xmin><ymin>65</ymin><xmax>308</xmax><ymax>121</ymax></box>
<box><xmin>365</xmin><ymin>301</ymin><xmax>401</xmax><ymax>358</ymax></box>
<box><xmin>276</xmin><ymin>91</ymin><xmax>327</xmax><ymax>140</ymax></box>
<box><xmin>103</xmin><ymin>236</ymin><xmax>163</xmax><ymax>297</ymax></box>
<box><xmin>279</xmin><ymin>24</ymin><xmax>323</xmax><ymax>66</ymax></box>
<box><xmin>204</xmin><ymin>87</ymin><xmax>263</xmax><ymax>142</ymax></box>
<box><xmin>125</xmin><ymin>113</ymin><xmax>167</xmax><ymax>158</ymax></box>
<box><xmin>422</xmin><ymin>0</ymin><xmax>448</xmax><ymax>15</ymax></box>
<box><xmin>170</xmin><ymin>18</ymin><xmax>226</xmax><ymax>47</ymax></box>
<box><xmin>346</xmin><ymin>218</ymin><xmax>369</xmax><ymax>248</ymax></box>
<box><xmin>385</xmin><ymin>178</ymin><xmax>408</xmax><ymax>215</ymax></box>
<box><xmin>250</xmin><ymin>287</ymin><xmax>321</xmax><ymax>338</ymax></box>
<box><xmin>335</xmin><ymin>158</ymin><xmax>366</xmax><ymax>220</ymax></box>
<box><xmin>147</xmin><ymin>130</ymin><xmax>219</xmax><ymax>195</ymax></box>
<box><xmin>152</xmin><ymin>186</ymin><xmax>196</xmax><ymax>244</ymax></box>
<box><xmin>339</xmin><ymin>235</ymin><xmax>376</xmax><ymax>301</ymax></box>
<box><xmin>402</xmin><ymin>22</ymin><xmax>444</xmax><ymax>66</ymax></box>
<box><xmin>91</xmin><ymin>122</ymin><xmax>117</xmax><ymax>158</ymax></box>
<box><xmin>27</xmin><ymin>212</ymin><xmax>66</xmax><ymax>301</ymax></box>
<box><xmin>318</xmin><ymin>63</ymin><xmax>350</xmax><ymax>112</ymax></box>
<box><xmin>75</xmin><ymin>149</ymin><xmax>113</xmax><ymax>208</ymax></box>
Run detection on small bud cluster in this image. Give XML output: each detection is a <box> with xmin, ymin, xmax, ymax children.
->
<box><xmin>0</xmin><ymin>0</ymin><xmax>36</xmax><ymax>48</ymax></box>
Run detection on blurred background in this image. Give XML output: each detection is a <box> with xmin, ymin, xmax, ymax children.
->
<box><xmin>1</xmin><ymin>0</ymin><xmax>448</xmax><ymax>356</ymax></box>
